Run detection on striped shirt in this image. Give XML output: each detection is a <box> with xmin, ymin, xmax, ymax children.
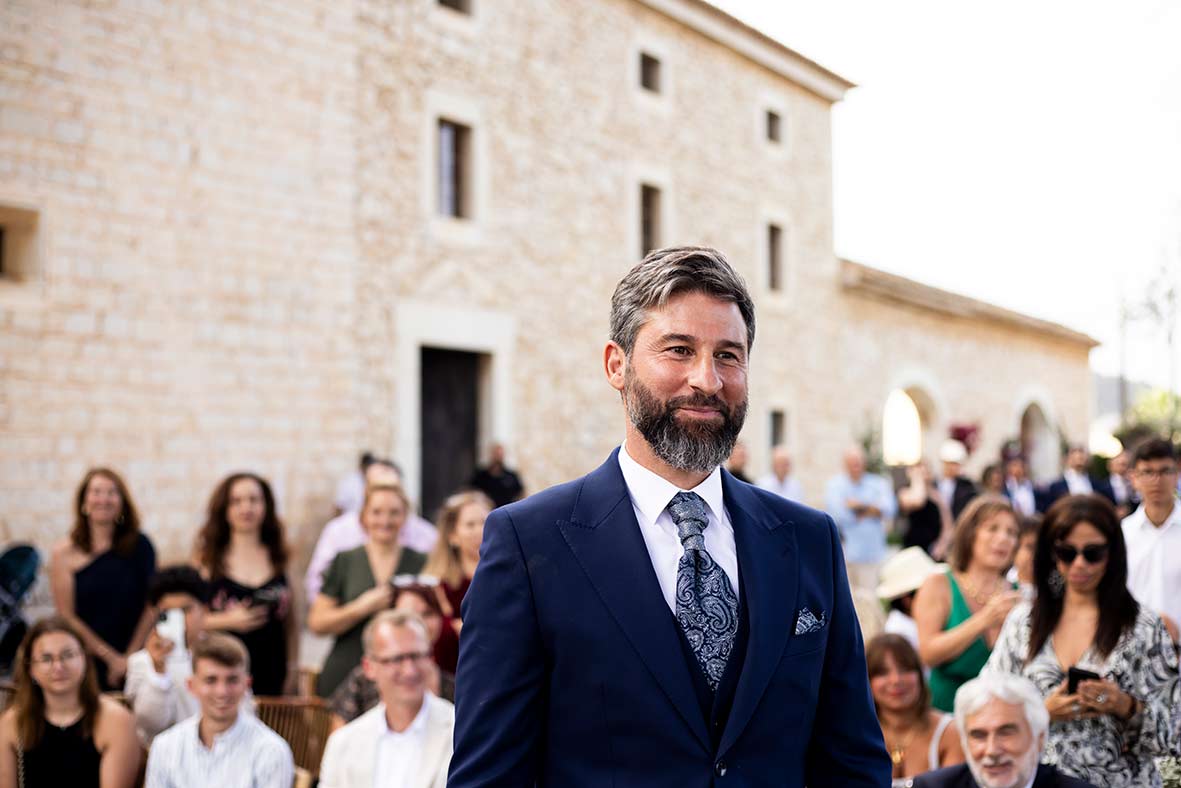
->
<box><xmin>145</xmin><ymin>713</ymin><xmax>293</xmax><ymax>788</ymax></box>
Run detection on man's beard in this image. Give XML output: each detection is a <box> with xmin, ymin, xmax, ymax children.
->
<box><xmin>965</xmin><ymin>744</ymin><xmax>1040</xmax><ymax>788</ymax></box>
<box><xmin>624</xmin><ymin>370</ymin><xmax>747</xmax><ymax>474</ymax></box>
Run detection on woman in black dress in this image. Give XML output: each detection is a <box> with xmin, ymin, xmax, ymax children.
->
<box><xmin>194</xmin><ymin>472</ymin><xmax>298</xmax><ymax>696</ymax></box>
<box><xmin>49</xmin><ymin>468</ymin><xmax>156</xmax><ymax>690</ymax></box>
<box><xmin>0</xmin><ymin>616</ymin><xmax>139</xmax><ymax>787</ymax></box>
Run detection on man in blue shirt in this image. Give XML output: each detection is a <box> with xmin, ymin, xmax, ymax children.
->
<box><xmin>825</xmin><ymin>445</ymin><xmax>897</xmax><ymax>592</ymax></box>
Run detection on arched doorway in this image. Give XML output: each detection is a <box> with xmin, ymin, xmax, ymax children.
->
<box><xmin>1021</xmin><ymin>403</ymin><xmax>1058</xmax><ymax>483</ymax></box>
<box><xmin>883</xmin><ymin>388</ymin><xmax>937</xmax><ymax>467</ymax></box>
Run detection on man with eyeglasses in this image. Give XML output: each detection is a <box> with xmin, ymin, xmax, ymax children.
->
<box><xmin>1121</xmin><ymin>437</ymin><xmax>1181</xmax><ymax>643</ymax></box>
<box><xmin>319</xmin><ymin>610</ymin><xmax>454</xmax><ymax>788</ymax></box>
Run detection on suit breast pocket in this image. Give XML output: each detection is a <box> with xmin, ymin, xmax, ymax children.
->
<box><xmin>783</xmin><ymin>626</ymin><xmax>828</xmax><ymax>657</ymax></box>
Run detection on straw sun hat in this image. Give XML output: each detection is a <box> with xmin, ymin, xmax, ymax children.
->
<box><xmin>875</xmin><ymin>546</ymin><xmax>947</xmax><ymax>600</ymax></box>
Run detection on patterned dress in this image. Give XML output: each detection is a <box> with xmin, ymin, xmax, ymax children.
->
<box><xmin>984</xmin><ymin>601</ymin><xmax>1180</xmax><ymax>787</ymax></box>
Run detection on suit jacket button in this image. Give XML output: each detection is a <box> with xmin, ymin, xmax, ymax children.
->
<box><xmin>714</xmin><ymin>760</ymin><xmax>727</xmax><ymax>777</ymax></box>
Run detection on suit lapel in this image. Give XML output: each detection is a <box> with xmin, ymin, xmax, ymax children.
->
<box><xmin>411</xmin><ymin>698</ymin><xmax>451</xmax><ymax>788</ymax></box>
<box><xmin>557</xmin><ymin>449</ymin><xmax>712</xmax><ymax>751</ymax></box>
<box><xmin>717</xmin><ymin>473</ymin><xmax>798</xmax><ymax>755</ymax></box>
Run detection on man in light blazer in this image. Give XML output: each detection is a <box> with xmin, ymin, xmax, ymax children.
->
<box><xmin>320</xmin><ymin>610</ymin><xmax>453</xmax><ymax>788</ymax></box>
<box><xmin>448</xmin><ymin>247</ymin><xmax>890</xmax><ymax>787</ymax></box>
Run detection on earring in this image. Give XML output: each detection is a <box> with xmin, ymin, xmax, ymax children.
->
<box><xmin>1048</xmin><ymin>568</ymin><xmax>1065</xmax><ymax>597</ymax></box>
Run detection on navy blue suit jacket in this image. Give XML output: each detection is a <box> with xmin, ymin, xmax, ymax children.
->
<box><xmin>448</xmin><ymin>449</ymin><xmax>890</xmax><ymax>787</ymax></box>
<box><xmin>911</xmin><ymin>763</ymin><xmax>1097</xmax><ymax>788</ymax></box>
<box><xmin>1042</xmin><ymin>478</ymin><xmax>1116</xmax><ymax>511</ymax></box>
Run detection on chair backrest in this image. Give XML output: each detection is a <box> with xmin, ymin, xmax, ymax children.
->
<box><xmin>254</xmin><ymin>696</ymin><xmax>334</xmax><ymax>777</ymax></box>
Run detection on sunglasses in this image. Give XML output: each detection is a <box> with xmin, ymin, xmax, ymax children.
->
<box><xmin>1052</xmin><ymin>543</ymin><xmax>1108</xmax><ymax>565</ymax></box>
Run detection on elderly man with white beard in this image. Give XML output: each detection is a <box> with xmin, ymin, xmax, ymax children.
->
<box><xmin>911</xmin><ymin>674</ymin><xmax>1097</xmax><ymax>788</ymax></box>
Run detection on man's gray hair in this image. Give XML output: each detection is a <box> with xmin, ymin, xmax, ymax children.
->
<box><xmin>609</xmin><ymin>246</ymin><xmax>756</xmax><ymax>356</ymax></box>
<box><xmin>954</xmin><ymin>673</ymin><xmax>1049</xmax><ymax>743</ymax></box>
<box><xmin>362</xmin><ymin>609</ymin><xmax>429</xmax><ymax>654</ymax></box>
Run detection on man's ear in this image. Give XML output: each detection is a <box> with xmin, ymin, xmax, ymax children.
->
<box><xmin>604</xmin><ymin>342</ymin><xmax>627</xmax><ymax>393</ymax></box>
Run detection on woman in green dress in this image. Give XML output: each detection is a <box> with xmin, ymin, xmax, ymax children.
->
<box><xmin>308</xmin><ymin>483</ymin><xmax>427</xmax><ymax>696</ymax></box>
<box><xmin>913</xmin><ymin>495</ymin><xmax>1021</xmax><ymax>711</ymax></box>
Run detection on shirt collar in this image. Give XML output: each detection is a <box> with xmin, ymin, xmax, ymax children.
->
<box><xmin>618</xmin><ymin>442</ymin><xmax>726</xmax><ymax>527</ymax></box>
<box><xmin>378</xmin><ymin>694</ymin><xmax>431</xmax><ymax>738</ymax></box>
<box><xmin>1129</xmin><ymin>500</ymin><xmax>1181</xmax><ymax>531</ymax></box>
<box><xmin>196</xmin><ymin>711</ymin><xmax>247</xmax><ymax>751</ymax></box>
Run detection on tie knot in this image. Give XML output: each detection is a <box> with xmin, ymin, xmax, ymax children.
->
<box><xmin>668</xmin><ymin>491</ymin><xmax>708</xmax><ymax>549</ymax></box>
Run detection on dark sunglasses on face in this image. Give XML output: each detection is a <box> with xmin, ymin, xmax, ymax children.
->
<box><xmin>1052</xmin><ymin>542</ymin><xmax>1108</xmax><ymax>565</ymax></box>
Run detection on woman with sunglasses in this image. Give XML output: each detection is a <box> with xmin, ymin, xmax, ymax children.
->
<box><xmin>0</xmin><ymin>616</ymin><xmax>140</xmax><ymax>788</ymax></box>
<box><xmin>985</xmin><ymin>494</ymin><xmax>1179</xmax><ymax>787</ymax></box>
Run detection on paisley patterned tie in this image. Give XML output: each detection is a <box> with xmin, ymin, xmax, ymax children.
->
<box><xmin>668</xmin><ymin>491</ymin><xmax>739</xmax><ymax>690</ymax></box>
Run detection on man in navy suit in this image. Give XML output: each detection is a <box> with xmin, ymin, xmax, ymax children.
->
<box><xmin>1042</xmin><ymin>445</ymin><xmax>1115</xmax><ymax>511</ymax></box>
<box><xmin>448</xmin><ymin>247</ymin><xmax>890</xmax><ymax>787</ymax></box>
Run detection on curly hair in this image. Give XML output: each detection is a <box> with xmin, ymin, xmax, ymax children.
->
<box><xmin>195</xmin><ymin>473</ymin><xmax>289</xmax><ymax>579</ymax></box>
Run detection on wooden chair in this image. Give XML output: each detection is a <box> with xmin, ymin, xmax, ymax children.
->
<box><xmin>255</xmin><ymin>696</ymin><xmax>334</xmax><ymax>779</ymax></box>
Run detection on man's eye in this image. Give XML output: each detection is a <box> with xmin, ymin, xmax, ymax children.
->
<box><xmin>668</xmin><ymin>346</ymin><xmax>691</xmax><ymax>355</ymax></box>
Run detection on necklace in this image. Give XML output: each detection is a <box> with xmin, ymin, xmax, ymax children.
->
<box><xmin>886</xmin><ymin>727</ymin><xmax>917</xmax><ymax>767</ymax></box>
<box><xmin>958</xmin><ymin>573</ymin><xmax>1002</xmax><ymax>606</ymax></box>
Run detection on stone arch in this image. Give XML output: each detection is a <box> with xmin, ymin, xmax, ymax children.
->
<box><xmin>1012</xmin><ymin>388</ymin><xmax>1060</xmax><ymax>484</ymax></box>
<box><xmin>883</xmin><ymin>368</ymin><xmax>946</xmax><ymax>466</ymax></box>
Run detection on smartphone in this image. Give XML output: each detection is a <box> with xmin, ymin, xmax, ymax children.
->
<box><xmin>1067</xmin><ymin>666</ymin><xmax>1101</xmax><ymax>694</ymax></box>
<box><xmin>155</xmin><ymin>607</ymin><xmax>185</xmax><ymax>649</ymax></box>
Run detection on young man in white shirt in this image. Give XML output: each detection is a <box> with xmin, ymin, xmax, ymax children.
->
<box><xmin>1121</xmin><ymin>437</ymin><xmax>1181</xmax><ymax>642</ymax></box>
<box><xmin>319</xmin><ymin>610</ymin><xmax>454</xmax><ymax>788</ymax></box>
<box><xmin>146</xmin><ymin>633</ymin><xmax>293</xmax><ymax>788</ymax></box>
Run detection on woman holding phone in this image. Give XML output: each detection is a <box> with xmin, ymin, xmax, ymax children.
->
<box><xmin>985</xmin><ymin>494</ymin><xmax>1179</xmax><ymax>787</ymax></box>
<box><xmin>308</xmin><ymin>483</ymin><xmax>427</xmax><ymax>697</ymax></box>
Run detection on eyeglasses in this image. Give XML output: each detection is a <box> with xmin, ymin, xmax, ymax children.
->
<box><xmin>1135</xmin><ymin>466</ymin><xmax>1177</xmax><ymax>480</ymax></box>
<box><xmin>1052</xmin><ymin>543</ymin><xmax>1109</xmax><ymax>565</ymax></box>
<box><xmin>367</xmin><ymin>651</ymin><xmax>433</xmax><ymax>668</ymax></box>
<box><xmin>30</xmin><ymin>649</ymin><xmax>83</xmax><ymax>668</ymax></box>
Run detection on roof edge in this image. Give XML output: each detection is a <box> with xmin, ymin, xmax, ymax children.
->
<box><xmin>840</xmin><ymin>259</ymin><xmax>1100</xmax><ymax>349</ymax></box>
<box><xmin>636</xmin><ymin>0</ymin><xmax>857</xmax><ymax>102</ymax></box>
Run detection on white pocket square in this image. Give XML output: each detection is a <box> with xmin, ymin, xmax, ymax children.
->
<box><xmin>794</xmin><ymin>607</ymin><xmax>827</xmax><ymax>636</ymax></box>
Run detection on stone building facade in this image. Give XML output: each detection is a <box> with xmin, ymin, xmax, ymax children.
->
<box><xmin>0</xmin><ymin>0</ymin><xmax>1094</xmax><ymax>565</ymax></box>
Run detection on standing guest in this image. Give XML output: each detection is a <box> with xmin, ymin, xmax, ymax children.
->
<box><xmin>937</xmin><ymin>440</ymin><xmax>978</xmax><ymax>523</ymax></box>
<box><xmin>1106</xmin><ymin>450</ymin><xmax>1137</xmax><ymax>519</ymax></box>
<box><xmin>1122</xmin><ymin>437</ymin><xmax>1181</xmax><ymax>642</ymax></box>
<box><xmin>756</xmin><ymin>445</ymin><xmax>803</xmax><ymax>502</ymax></box>
<box><xmin>319</xmin><ymin>611</ymin><xmax>454</xmax><ymax>788</ymax></box>
<box><xmin>469</xmin><ymin>443</ymin><xmax>524</xmax><ymax>509</ymax></box>
<box><xmin>1044</xmin><ymin>445</ymin><xmax>1115</xmax><ymax>510</ymax></box>
<box><xmin>450</xmin><ymin>247</ymin><xmax>890</xmax><ymax>787</ymax></box>
<box><xmin>984</xmin><ymin>494</ymin><xmax>1179</xmax><ymax>788</ymax></box>
<box><xmin>725</xmin><ymin>440</ymin><xmax>752</xmax><ymax>484</ymax></box>
<box><xmin>50</xmin><ymin>468</ymin><xmax>157</xmax><ymax>689</ymax></box>
<box><xmin>825</xmin><ymin>445</ymin><xmax>898</xmax><ymax>592</ymax></box>
<box><xmin>878</xmin><ymin>547</ymin><xmax>947</xmax><ymax>650</ymax></box>
<box><xmin>914</xmin><ymin>496</ymin><xmax>1021</xmax><ymax>712</ymax></box>
<box><xmin>0</xmin><ymin>616</ymin><xmax>140</xmax><ymax>788</ymax></box>
<box><xmin>194</xmin><ymin>473</ymin><xmax>297</xmax><ymax>697</ymax></box>
<box><xmin>123</xmin><ymin>566</ymin><xmax>251</xmax><ymax>746</ymax></box>
<box><xmin>423</xmin><ymin>490</ymin><xmax>492</xmax><ymax>639</ymax></box>
<box><xmin>912</xmin><ymin>673</ymin><xmax>1098</xmax><ymax>788</ymax></box>
<box><xmin>866</xmin><ymin>634</ymin><xmax>964</xmax><ymax>786</ymax></box>
<box><xmin>309</xmin><ymin>484</ymin><xmax>428</xmax><ymax>697</ymax></box>
<box><xmin>1003</xmin><ymin>457</ymin><xmax>1038</xmax><ymax>517</ymax></box>
<box><xmin>334</xmin><ymin>451</ymin><xmax>375</xmax><ymax>517</ymax></box>
<box><xmin>328</xmin><ymin>584</ymin><xmax>456</xmax><ymax>725</ymax></box>
<box><xmin>145</xmin><ymin>634</ymin><xmax>293</xmax><ymax>788</ymax></box>
<box><xmin>981</xmin><ymin>464</ymin><xmax>1005</xmax><ymax>497</ymax></box>
<box><xmin>898</xmin><ymin>461</ymin><xmax>953</xmax><ymax>559</ymax></box>
<box><xmin>305</xmin><ymin>459</ymin><xmax>438</xmax><ymax>600</ymax></box>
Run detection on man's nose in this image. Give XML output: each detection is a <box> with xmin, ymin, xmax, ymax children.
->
<box><xmin>687</xmin><ymin>355</ymin><xmax>723</xmax><ymax>394</ymax></box>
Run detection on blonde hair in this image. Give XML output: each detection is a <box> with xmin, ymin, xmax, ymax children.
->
<box><xmin>362</xmin><ymin>483</ymin><xmax>411</xmax><ymax>515</ymax></box>
<box><xmin>424</xmin><ymin>490</ymin><xmax>493</xmax><ymax>586</ymax></box>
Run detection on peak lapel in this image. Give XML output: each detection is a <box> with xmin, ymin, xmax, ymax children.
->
<box><xmin>717</xmin><ymin>473</ymin><xmax>799</xmax><ymax>755</ymax></box>
<box><xmin>556</xmin><ymin>450</ymin><xmax>711</xmax><ymax>752</ymax></box>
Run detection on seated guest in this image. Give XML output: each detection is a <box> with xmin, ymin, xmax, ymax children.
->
<box><xmin>980</xmin><ymin>464</ymin><xmax>1005</xmax><ymax>497</ymax></box>
<box><xmin>0</xmin><ymin>616</ymin><xmax>140</xmax><ymax>788</ymax></box>
<box><xmin>50</xmin><ymin>467</ymin><xmax>157</xmax><ymax>689</ymax></box>
<box><xmin>329</xmin><ymin>584</ymin><xmax>455</xmax><ymax>726</ymax></box>
<box><xmin>1043</xmin><ymin>445</ymin><xmax>1115</xmax><ymax>510</ymax></box>
<box><xmin>146</xmin><ymin>633</ymin><xmax>293</xmax><ymax>788</ymax></box>
<box><xmin>898</xmin><ymin>462</ymin><xmax>953</xmax><ymax>559</ymax></box>
<box><xmin>310</xmin><ymin>484</ymin><xmax>428</xmax><ymax>697</ymax></box>
<box><xmin>305</xmin><ymin>460</ymin><xmax>438</xmax><ymax>600</ymax></box>
<box><xmin>984</xmin><ymin>494</ymin><xmax>1179</xmax><ymax>788</ymax></box>
<box><xmin>319</xmin><ymin>610</ymin><xmax>454</xmax><ymax>788</ymax></box>
<box><xmin>124</xmin><ymin>566</ymin><xmax>252</xmax><ymax>745</ymax></box>
<box><xmin>755</xmin><ymin>445</ymin><xmax>803</xmax><ymax>502</ymax></box>
<box><xmin>424</xmin><ymin>491</ymin><xmax>493</xmax><ymax>640</ymax></box>
<box><xmin>914</xmin><ymin>497</ymin><xmax>1021</xmax><ymax>712</ymax></box>
<box><xmin>867</xmin><ymin>634</ymin><xmax>963</xmax><ymax>786</ymax></box>
<box><xmin>911</xmin><ymin>673</ymin><xmax>1097</xmax><ymax>788</ymax></box>
<box><xmin>878</xmin><ymin>547</ymin><xmax>946</xmax><ymax>650</ymax></box>
<box><xmin>1004</xmin><ymin>516</ymin><xmax>1040</xmax><ymax>600</ymax></box>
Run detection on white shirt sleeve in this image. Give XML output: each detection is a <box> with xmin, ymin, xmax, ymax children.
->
<box><xmin>125</xmin><ymin>650</ymin><xmax>182</xmax><ymax>744</ymax></box>
<box><xmin>256</xmin><ymin>733</ymin><xmax>296</xmax><ymax>788</ymax></box>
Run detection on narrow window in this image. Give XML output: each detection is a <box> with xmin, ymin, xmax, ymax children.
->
<box><xmin>767</xmin><ymin>223</ymin><xmax>783</xmax><ymax>291</ymax></box>
<box><xmin>0</xmin><ymin>227</ymin><xmax>6</xmax><ymax>278</ymax></box>
<box><xmin>766</xmin><ymin>110</ymin><xmax>781</xmax><ymax>143</ymax></box>
<box><xmin>639</xmin><ymin>52</ymin><xmax>662</xmax><ymax>93</ymax></box>
<box><xmin>438</xmin><ymin>118</ymin><xmax>472</xmax><ymax>219</ymax></box>
<box><xmin>438</xmin><ymin>0</ymin><xmax>472</xmax><ymax>13</ymax></box>
<box><xmin>640</xmin><ymin>184</ymin><xmax>662</xmax><ymax>256</ymax></box>
<box><xmin>770</xmin><ymin>410</ymin><xmax>786</xmax><ymax>449</ymax></box>
<box><xmin>0</xmin><ymin>205</ymin><xmax>39</xmax><ymax>283</ymax></box>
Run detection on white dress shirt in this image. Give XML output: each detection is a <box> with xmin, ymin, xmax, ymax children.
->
<box><xmin>754</xmin><ymin>472</ymin><xmax>803</xmax><ymax>503</ymax></box>
<box><xmin>1006</xmin><ymin>478</ymin><xmax>1037</xmax><ymax>516</ymax></box>
<box><xmin>1063</xmin><ymin>469</ymin><xmax>1093</xmax><ymax>495</ymax></box>
<box><xmin>617</xmin><ymin>443</ymin><xmax>739</xmax><ymax>611</ymax></box>
<box><xmin>145</xmin><ymin>712</ymin><xmax>293</xmax><ymax>788</ymax></box>
<box><xmin>374</xmin><ymin>699</ymin><xmax>429</xmax><ymax>788</ymax></box>
<box><xmin>1122</xmin><ymin>501</ymin><xmax>1181</xmax><ymax>630</ymax></box>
